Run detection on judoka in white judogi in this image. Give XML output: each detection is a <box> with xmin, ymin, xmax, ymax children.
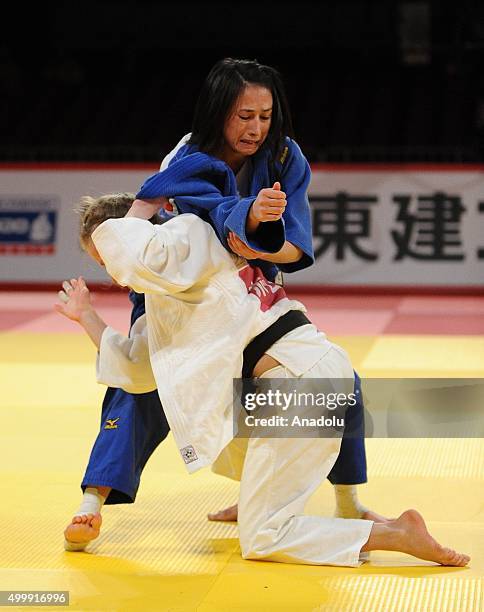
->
<box><xmin>92</xmin><ymin>212</ymin><xmax>374</xmax><ymax>566</ymax></box>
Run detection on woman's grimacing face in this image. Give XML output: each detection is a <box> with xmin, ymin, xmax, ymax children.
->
<box><xmin>222</xmin><ymin>84</ymin><xmax>273</xmax><ymax>165</ymax></box>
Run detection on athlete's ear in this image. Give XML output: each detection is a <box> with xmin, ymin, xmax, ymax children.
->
<box><xmin>163</xmin><ymin>198</ymin><xmax>174</xmax><ymax>212</ymax></box>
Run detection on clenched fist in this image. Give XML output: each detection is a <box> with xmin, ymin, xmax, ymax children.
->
<box><xmin>250</xmin><ymin>182</ymin><xmax>287</xmax><ymax>222</ymax></box>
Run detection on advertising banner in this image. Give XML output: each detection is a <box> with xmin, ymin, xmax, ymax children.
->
<box><xmin>294</xmin><ymin>167</ymin><xmax>484</xmax><ymax>287</ymax></box>
<box><xmin>0</xmin><ymin>165</ymin><xmax>482</xmax><ymax>288</ymax></box>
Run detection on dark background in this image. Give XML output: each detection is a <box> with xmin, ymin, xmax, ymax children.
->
<box><xmin>2</xmin><ymin>0</ymin><xmax>483</xmax><ymax>162</ymax></box>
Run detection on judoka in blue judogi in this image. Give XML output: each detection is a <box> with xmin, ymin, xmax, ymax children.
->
<box><xmin>82</xmin><ymin>137</ymin><xmax>366</xmax><ymax>508</ymax></box>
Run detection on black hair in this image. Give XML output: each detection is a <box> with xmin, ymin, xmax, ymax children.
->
<box><xmin>189</xmin><ymin>58</ymin><xmax>294</xmax><ymax>162</ymax></box>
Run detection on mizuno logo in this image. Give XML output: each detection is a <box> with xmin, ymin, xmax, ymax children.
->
<box><xmin>104</xmin><ymin>418</ymin><xmax>120</xmax><ymax>430</ymax></box>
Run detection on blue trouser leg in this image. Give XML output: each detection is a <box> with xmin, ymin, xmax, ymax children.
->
<box><xmin>327</xmin><ymin>370</ymin><xmax>367</xmax><ymax>485</ymax></box>
<box><xmin>81</xmin><ymin>387</ymin><xmax>170</xmax><ymax>504</ymax></box>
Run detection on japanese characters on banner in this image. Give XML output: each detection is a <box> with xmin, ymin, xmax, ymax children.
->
<box><xmin>290</xmin><ymin>168</ymin><xmax>483</xmax><ymax>287</ymax></box>
<box><xmin>0</xmin><ymin>166</ymin><xmax>482</xmax><ymax>287</ymax></box>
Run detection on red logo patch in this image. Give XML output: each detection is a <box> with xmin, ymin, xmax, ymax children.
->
<box><xmin>238</xmin><ymin>266</ymin><xmax>287</xmax><ymax>312</ymax></box>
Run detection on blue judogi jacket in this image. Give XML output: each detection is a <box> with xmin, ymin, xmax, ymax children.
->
<box><xmin>128</xmin><ymin>289</ymin><xmax>145</xmax><ymax>324</ymax></box>
<box><xmin>136</xmin><ymin>138</ymin><xmax>314</xmax><ymax>281</ymax></box>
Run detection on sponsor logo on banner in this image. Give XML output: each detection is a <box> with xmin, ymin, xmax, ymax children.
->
<box><xmin>0</xmin><ymin>196</ymin><xmax>58</xmax><ymax>255</ymax></box>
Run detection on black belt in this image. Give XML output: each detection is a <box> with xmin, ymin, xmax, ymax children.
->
<box><xmin>242</xmin><ymin>310</ymin><xmax>311</xmax><ymax>379</ymax></box>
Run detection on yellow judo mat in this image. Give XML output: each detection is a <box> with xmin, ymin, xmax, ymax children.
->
<box><xmin>0</xmin><ymin>325</ymin><xmax>483</xmax><ymax>611</ymax></box>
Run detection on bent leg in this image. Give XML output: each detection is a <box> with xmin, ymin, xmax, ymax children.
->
<box><xmin>209</xmin><ymin>369</ymin><xmax>388</xmax><ymax>525</ymax></box>
<box><xmin>238</xmin><ymin>433</ymin><xmax>372</xmax><ymax>566</ymax></box>
<box><xmin>65</xmin><ymin>388</ymin><xmax>170</xmax><ymax>550</ymax></box>
<box><xmin>81</xmin><ymin>388</ymin><xmax>169</xmax><ymax>505</ymax></box>
<box><xmin>238</xmin><ymin>355</ymin><xmax>374</xmax><ymax>566</ymax></box>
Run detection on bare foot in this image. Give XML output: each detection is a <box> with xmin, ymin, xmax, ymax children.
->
<box><xmin>365</xmin><ymin>509</ymin><xmax>470</xmax><ymax>566</ymax></box>
<box><xmin>64</xmin><ymin>512</ymin><xmax>102</xmax><ymax>547</ymax></box>
<box><xmin>207</xmin><ymin>503</ymin><xmax>238</xmax><ymax>522</ymax></box>
<box><xmin>397</xmin><ymin>509</ymin><xmax>470</xmax><ymax>566</ymax></box>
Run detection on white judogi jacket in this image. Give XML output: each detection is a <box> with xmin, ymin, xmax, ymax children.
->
<box><xmin>92</xmin><ymin>214</ymin><xmax>307</xmax><ymax>473</ymax></box>
<box><xmin>96</xmin><ymin>315</ymin><xmax>156</xmax><ymax>394</ymax></box>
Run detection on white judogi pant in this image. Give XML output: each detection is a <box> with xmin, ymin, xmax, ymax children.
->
<box><xmin>212</xmin><ymin>344</ymin><xmax>374</xmax><ymax>566</ymax></box>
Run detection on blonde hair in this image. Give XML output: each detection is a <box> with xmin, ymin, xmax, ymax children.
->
<box><xmin>76</xmin><ymin>192</ymin><xmax>162</xmax><ymax>248</ymax></box>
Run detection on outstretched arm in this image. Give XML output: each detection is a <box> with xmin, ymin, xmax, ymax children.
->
<box><xmin>55</xmin><ymin>277</ymin><xmax>156</xmax><ymax>393</ymax></box>
<box><xmin>54</xmin><ymin>277</ymin><xmax>106</xmax><ymax>348</ymax></box>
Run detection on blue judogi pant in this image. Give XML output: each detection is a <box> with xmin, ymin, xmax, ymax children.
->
<box><xmin>81</xmin><ymin>387</ymin><xmax>170</xmax><ymax>504</ymax></box>
<box><xmin>327</xmin><ymin>371</ymin><xmax>367</xmax><ymax>485</ymax></box>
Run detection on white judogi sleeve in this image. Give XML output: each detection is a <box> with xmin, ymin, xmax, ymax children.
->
<box><xmin>91</xmin><ymin>215</ymin><xmax>230</xmax><ymax>295</ymax></box>
<box><xmin>96</xmin><ymin>314</ymin><xmax>157</xmax><ymax>394</ymax></box>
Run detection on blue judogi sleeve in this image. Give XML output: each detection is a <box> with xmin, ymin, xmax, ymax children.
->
<box><xmin>245</xmin><ymin>138</ymin><xmax>314</xmax><ymax>280</ymax></box>
<box><xmin>212</xmin><ymin>193</ymin><xmax>285</xmax><ymax>254</ymax></box>
<box><xmin>136</xmin><ymin>150</ymin><xmax>285</xmax><ymax>254</ymax></box>
<box><xmin>275</xmin><ymin>139</ymin><xmax>314</xmax><ymax>273</ymax></box>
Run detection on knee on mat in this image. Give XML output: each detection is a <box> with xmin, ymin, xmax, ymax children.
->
<box><xmin>240</xmin><ymin>536</ymin><xmax>266</xmax><ymax>560</ymax></box>
<box><xmin>239</xmin><ymin>523</ymin><xmax>278</xmax><ymax>560</ymax></box>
